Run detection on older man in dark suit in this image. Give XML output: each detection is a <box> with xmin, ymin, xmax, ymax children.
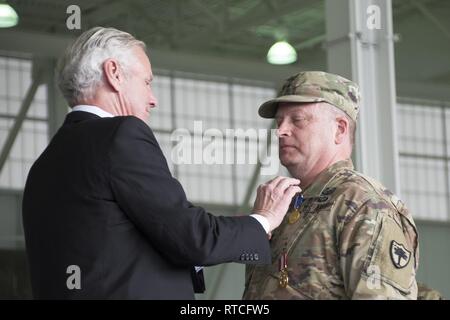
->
<box><xmin>22</xmin><ymin>27</ymin><xmax>300</xmax><ymax>299</ymax></box>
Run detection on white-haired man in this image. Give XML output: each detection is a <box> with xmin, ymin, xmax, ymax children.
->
<box><xmin>22</xmin><ymin>27</ymin><xmax>300</xmax><ymax>299</ymax></box>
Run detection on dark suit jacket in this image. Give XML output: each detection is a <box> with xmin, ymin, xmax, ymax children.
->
<box><xmin>22</xmin><ymin>111</ymin><xmax>270</xmax><ymax>299</ymax></box>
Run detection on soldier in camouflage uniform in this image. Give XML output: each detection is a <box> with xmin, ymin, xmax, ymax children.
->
<box><xmin>243</xmin><ymin>71</ymin><xmax>419</xmax><ymax>300</ymax></box>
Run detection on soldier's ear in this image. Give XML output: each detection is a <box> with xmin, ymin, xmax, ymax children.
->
<box><xmin>335</xmin><ymin>117</ymin><xmax>348</xmax><ymax>145</ymax></box>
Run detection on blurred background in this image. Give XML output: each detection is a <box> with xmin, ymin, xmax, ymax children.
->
<box><xmin>0</xmin><ymin>0</ymin><xmax>449</xmax><ymax>299</ymax></box>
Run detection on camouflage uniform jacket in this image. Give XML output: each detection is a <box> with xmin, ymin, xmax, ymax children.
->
<box><xmin>243</xmin><ymin>159</ymin><xmax>419</xmax><ymax>300</ymax></box>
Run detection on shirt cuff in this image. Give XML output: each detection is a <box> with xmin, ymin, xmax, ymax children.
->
<box><xmin>250</xmin><ymin>214</ymin><xmax>270</xmax><ymax>234</ymax></box>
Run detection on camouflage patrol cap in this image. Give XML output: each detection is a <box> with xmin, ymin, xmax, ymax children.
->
<box><xmin>258</xmin><ymin>71</ymin><xmax>360</xmax><ymax>121</ymax></box>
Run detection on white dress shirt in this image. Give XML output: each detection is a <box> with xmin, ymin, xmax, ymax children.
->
<box><xmin>71</xmin><ymin>104</ymin><xmax>115</xmax><ymax>118</ymax></box>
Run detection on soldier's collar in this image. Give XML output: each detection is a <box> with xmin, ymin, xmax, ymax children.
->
<box><xmin>302</xmin><ymin>159</ymin><xmax>354</xmax><ymax>198</ymax></box>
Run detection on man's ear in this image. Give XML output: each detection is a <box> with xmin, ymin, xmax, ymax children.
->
<box><xmin>103</xmin><ymin>59</ymin><xmax>123</xmax><ymax>92</ymax></box>
<box><xmin>335</xmin><ymin>117</ymin><xmax>349</xmax><ymax>144</ymax></box>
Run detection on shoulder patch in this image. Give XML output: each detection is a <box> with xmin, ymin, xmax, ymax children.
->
<box><xmin>365</xmin><ymin>215</ymin><xmax>417</xmax><ymax>293</ymax></box>
<box><xmin>390</xmin><ymin>240</ymin><xmax>411</xmax><ymax>269</ymax></box>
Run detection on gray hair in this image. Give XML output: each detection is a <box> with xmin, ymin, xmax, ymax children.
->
<box><xmin>319</xmin><ymin>102</ymin><xmax>356</xmax><ymax>146</ymax></box>
<box><xmin>57</xmin><ymin>27</ymin><xmax>146</xmax><ymax>106</ymax></box>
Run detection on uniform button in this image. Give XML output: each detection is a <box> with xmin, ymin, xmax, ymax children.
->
<box><xmin>254</xmin><ymin>254</ymin><xmax>259</xmax><ymax>261</ymax></box>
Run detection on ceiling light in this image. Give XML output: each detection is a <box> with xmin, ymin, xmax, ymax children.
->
<box><xmin>0</xmin><ymin>3</ymin><xmax>19</xmax><ymax>28</ymax></box>
<box><xmin>267</xmin><ymin>41</ymin><xmax>297</xmax><ymax>65</ymax></box>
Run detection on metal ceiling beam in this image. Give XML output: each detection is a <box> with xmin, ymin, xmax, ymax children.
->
<box><xmin>189</xmin><ymin>0</ymin><xmax>223</xmax><ymax>30</ymax></box>
<box><xmin>294</xmin><ymin>34</ymin><xmax>326</xmax><ymax>50</ymax></box>
<box><xmin>211</xmin><ymin>41</ymin><xmax>266</xmax><ymax>55</ymax></box>
<box><xmin>222</xmin><ymin>0</ymin><xmax>231</xmax><ymax>27</ymax></box>
<box><xmin>171</xmin><ymin>0</ymin><xmax>181</xmax><ymax>48</ymax></box>
<box><xmin>393</xmin><ymin>0</ymin><xmax>441</xmax><ymax>20</ymax></box>
<box><xmin>263</xmin><ymin>0</ymin><xmax>278</xmax><ymax>11</ymax></box>
<box><xmin>289</xmin><ymin>0</ymin><xmax>443</xmax><ymax>56</ymax></box>
<box><xmin>84</xmin><ymin>0</ymin><xmax>128</xmax><ymax>26</ymax></box>
<box><xmin>411</xmin><ymin>0</ymin><xmax>450</xmax><ymax>41</ymax></box>
<box><xmin>126</xmin><ymin>1</ymin><xmax>174</xmax><ymax>48</ymax></box>
<box><xmin>178</xmin><ymin>0</ymin><xmax>319</xmax><ymax>46</ymax></box>
<box><xmin>0</xmin><ymin>29</ymin><xmax>73</xmax><ymax>57</ymax></box>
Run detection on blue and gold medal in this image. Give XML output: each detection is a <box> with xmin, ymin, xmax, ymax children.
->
<box><xmin>288</xmin><ymin>194</ymin><xmax>304</xmax><ymax>224</ymax></box>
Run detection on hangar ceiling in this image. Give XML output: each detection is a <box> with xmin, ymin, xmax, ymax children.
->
<box><xmin>3</xmin><ymin>0</ymin><xmax>450</xmax><ymax>94</ymax></box>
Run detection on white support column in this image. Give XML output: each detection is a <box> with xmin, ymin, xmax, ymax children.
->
<box><xmin>325</xmin><ymin>0</ymin><xmax>400</xmax><ymax>194</ymax></box>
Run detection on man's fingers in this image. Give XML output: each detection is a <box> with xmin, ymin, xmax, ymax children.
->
<box><xmin>275</xmin><ymin>177</ymin><xmax>301</xmax><ymax>193</ymax></box>
<box><xmin>266</xmin><ymin>176</ymin><xmax>283</xmax><ymax>187</ymax></box>
<box><xmin>284</xmin><ymin>185</ymin><xmax>302</xmax><ymax>199</ymax></box>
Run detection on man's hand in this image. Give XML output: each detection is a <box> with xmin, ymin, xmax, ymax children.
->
<box><xmin>252</xmin><ymin>176</ymin><xmax>301</xmax><ymax>232</ymax></box>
